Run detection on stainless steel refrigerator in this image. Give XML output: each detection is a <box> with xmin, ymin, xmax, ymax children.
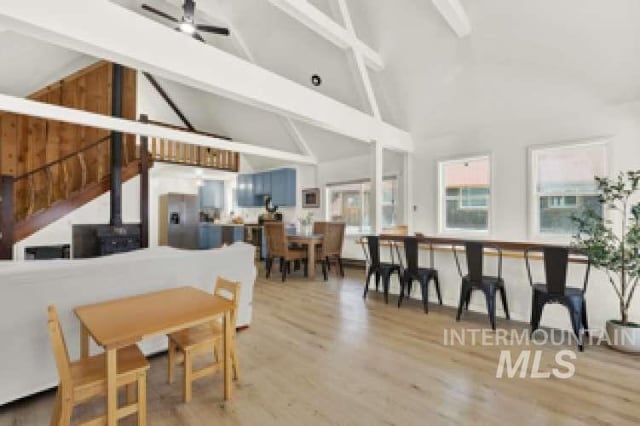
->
<box><xmin>159</xmin><ymin>193</ymin><xmax>199</xmax><ymax>249</ymax></box>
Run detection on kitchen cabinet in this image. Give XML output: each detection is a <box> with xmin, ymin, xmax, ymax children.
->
<box><xmin>199</xmin><ymin>224</ymin><xmax>244</xmax><ymax>249</ymax></box>
<box><xmin>254</xmin><ymin>172</ymin><xmax>272</xmax><ymax>196</ymax></box>
<box><xmin>237</xmin><ymin>174</ymin><xmax>255</xmax><ymax>207</ymax></box>
<box><xmin>236</xmin><ymin>168</ymin><xmax>296</xmax><ymax>208</ymax></box>
<box><xmin>199</xmin><ymin>180</ymin><xmax>225</xmax><ymax>209</ymax></box>
<box><xmin>271</xmin><ymin>168</ymin><xmax>296</xmax><ymax>207</ymax></box>
<box><xmin>198</xmin><ymin>224</ymin><xmax>222</xmax><ymax>249</ymax></box>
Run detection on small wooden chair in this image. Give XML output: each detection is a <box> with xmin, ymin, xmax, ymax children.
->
<box><xmin>167</xmin><ymin>277</ymin><xmax>241</xmax><ymax>403</ymax></box>
<box><xmin>47</xmin><ymin>305</ymin><xmax>149</xmax><ymax>426</ymax></box>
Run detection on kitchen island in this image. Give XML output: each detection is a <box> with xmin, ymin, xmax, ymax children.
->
<box><xmin>198</xmin><ymin>223</ymin><xmax>245</xmax><ymax>249</ymax></box>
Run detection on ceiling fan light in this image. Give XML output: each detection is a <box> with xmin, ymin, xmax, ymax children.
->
<box><xmin>179</xmin><ymin>21</ymin><xmax>196</xmax><ymax>34</ymax></box>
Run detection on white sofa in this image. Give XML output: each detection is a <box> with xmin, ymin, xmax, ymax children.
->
<box><xmin>0</xmin><ymin>243</ymin><xmax>256</xmax><ymax>405</ymax></box>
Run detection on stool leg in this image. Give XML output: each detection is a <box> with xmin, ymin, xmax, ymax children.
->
<box><xmin>184</xmin><ymin>349</ymin><xmax>193</xmax><ymax>403</ymax></box>
<box><xmin>137</xmin><ymin>373</ymin><xmax>147</xmax><ymax>426</ymax></box>
<box><xmin>168</xmin><ymin>339</ymin><xmax>176</xmax><ymax>384</ymax></box>
<box><xmin>58</xmin><ymin>394</ymin><xmax>73</xmax><ymax>426</ymax></box>
<box><xmin>50</xmin><ymin>386</ymin><xmax>62</xmax><ymax>426</ymax></box>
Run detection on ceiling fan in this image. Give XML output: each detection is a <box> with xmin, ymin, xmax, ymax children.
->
<box><xmin>142</xmin><ymin>0</ymin><xmax>230</xmax><ymax>41</ymax></box>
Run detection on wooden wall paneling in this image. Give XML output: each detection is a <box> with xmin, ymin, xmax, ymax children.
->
<box><xmin>84</xmin><ymin>64</ymin><xmax>100</xmax><ymax>185</ymax></box>
<box><xmin>123</xmin><ymin>67</ymin><xmax>137</xmax><ymax>163</ymax></box>
<box><xmin>27</xmin><ymin>115</ymin><xmax>47</xmax><ymax>213</ymax></box>
<box><xmin>46</xmin><ymin>88</ymin><xmax>62</xmax><ymax>202</ymax></box>
<box><xmin>14</xmin><ymin>116</ymin><xmax>29</xmax><ymax>221</ymax></box>
<box><xmin>0</xmin><ymin>114</ymin><xmax>17</xmax><ymax>176</ymax></box>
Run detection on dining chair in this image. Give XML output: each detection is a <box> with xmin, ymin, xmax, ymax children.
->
<box><xmin>398</xmin><ymin>236</ymin><xmax>442</xmax><ymax>313</ymax></box>
<box><xmin>47</xmin><ymin>305</ymin><xmax>149</xmax><ymax>426</ymax></box>
<box><xmin>314</xmin><ymin>221</ymin><xmax>346</xmax><ymax>280</ymax></box>
<box><xmin>452</xmin><ymin>242</ymin><xmax>510</xmax><ymax>330</ymax></box>
<box><xmin>167</xmin><ymin>277</ymin><xmax>241</xmax><ymax>402</ymax></box>
<box><xmin>264</xmin><ymin>222</ymin><xmax>308</xmax><ymax>281</ymax></box>
<box><xmin>525</xmin><ymin>246</ymin><xmax>591</xmax><ymax>351</ymax></box>
<box><xmin>362</xmin><ymin>235</ymin><xmax>402</xmax><ymax>303</ymax></box>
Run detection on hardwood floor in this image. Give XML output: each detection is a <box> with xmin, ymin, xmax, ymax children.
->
<box><xmin>2</xmin><ymin>267</ymin><xmax>640</xmax><ymax>425</ymax></box>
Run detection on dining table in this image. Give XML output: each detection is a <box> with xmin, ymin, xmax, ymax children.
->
<box><xmin>287</xmin><ymin>232</ymin><xmax>324</xmax><ymax>280</ymax></box>
<box><xmin>74</xmin><ymin>286</ymin><xmax>234</xmax><ymax>426</ymax></box>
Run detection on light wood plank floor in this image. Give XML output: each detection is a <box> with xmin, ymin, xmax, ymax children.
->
<box><xmin>2</xmin><ymin>267</ymin><xmax>640</xmax><ymax>425</ymax></box>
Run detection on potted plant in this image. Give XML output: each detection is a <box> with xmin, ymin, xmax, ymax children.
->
<box><xmin>299</xmin><ymin>212</ymin><xmax>314</xmax><ymax>235</ymax></box>
<box><xmin>572</xmin><ymin>170</ymin><xmax>640</xmax><ymax>352</ymax></box>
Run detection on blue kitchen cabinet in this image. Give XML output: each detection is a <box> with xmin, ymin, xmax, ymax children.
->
<box><xmin>232</xmin><ymin>226</ymin><xmax>244</xmax><ymax>243</ymax></box>
<box><xmin>237</xmin><ymin>174</ymin><xmax>255</xmax><ymax>207</ymax></box>
<box><xmin>199</xmin><ymin>180</ymin><xmax>225</xmax><ymax>209</ymax></box>
<box><xmin>271</xmin><ymin>168</ymin><xmax>296</xmax><ymax>207</ymax></box>
<box><xmin>237</xmin><ymin>168</ymin><xmax>296</xmax><ymax>208</ymax></box>
<box><xmin>254</xmin><ymin>172</ymin><xmax>272</xmax><ymax>196</ymax></box>
<box><xmin>198</xmin><ymin>224</ymin><xmax>222</xmax><ymax>249</ymax></box>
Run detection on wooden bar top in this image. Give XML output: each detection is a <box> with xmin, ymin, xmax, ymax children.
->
<box><xmin>75</xmin><ymin>286</ymin><xmax>233</xmax><ymax>349</ymax></box>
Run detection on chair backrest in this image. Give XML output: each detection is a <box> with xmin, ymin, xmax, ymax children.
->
<box><xmin>214</xmin><ymin>277</ymin><xmax>241</xmax><ymax>326</ymax></box>
<box><xmin>313</xmin><ymin>221</ymin><xmax>327</xmax><ymax>235</ymax></box>
<box><xmin>525</xmin><ymin>246</ymin><xmax>575</xmax><ymax>295</ymax></box>
<box><xmin>543</xmin><ymin>246</ymin><xmax>569</xmax><ymax>295</ymax></box>
<box><xmin>324</xmin><ymin>222</ymin><xmax>345</xmax><ymax>257</ymax></box>
<box><xmin>465</xmin><ymin>241</ymin><xmax>484</xmax><ymax>281</ymax></box>
<box><xmin>47</xmin><ymin>306</ymin><xmax>72</xmax><ymax>388</ymax></box>
<box><xmin>404</xmin><ymin>236</ymin><xmax>420</xmax><ymax>274</ymax></box>
<box><xmin>366</xmin><ymin>235</ymin><xmax>381</xmax><ymax>267</ymax></box>
<box><xmin>264</xmin><ymin>222</ymin><xmax>287</xmax><ymax>258</ymax></box>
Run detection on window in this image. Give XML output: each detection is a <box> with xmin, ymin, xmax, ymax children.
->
<box><xmin>530</xmin><ymin>142</ymin><xmax>607</xmax><ymax>237</ymax></box>
<box><xmin>439</xmin><ymin>156</ymin><xmax>491</xmax><ymax>232</ymax></box>
<box><xmin>326</xmin><ymin>177</ymin><xmax>398</xmax><ymax>234</ymax></box>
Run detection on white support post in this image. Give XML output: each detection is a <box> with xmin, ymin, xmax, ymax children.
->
<box><xmin>370</xmin><ymin>141</ymin><xmax>383</xmax><ymax>235</ymax></box>
<box><xmin>403</xmin><ymin>152</ymin><xmax>414</xmax><ymax>234</ymax></box>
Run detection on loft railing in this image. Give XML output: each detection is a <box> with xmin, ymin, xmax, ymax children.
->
<box><xmin>145</xmin><ymin>119</ymin><xmax>240</xmax><ymax>172</ymax></box>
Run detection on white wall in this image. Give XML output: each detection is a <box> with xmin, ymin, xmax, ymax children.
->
<box><xmin>407</xmin><ymin>101</ymin><xmax>640</xmax><ymax>331</ymax></box>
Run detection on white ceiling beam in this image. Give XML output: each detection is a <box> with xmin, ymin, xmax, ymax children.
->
<box><xmin>0</xmin><ymin>93</ymin><xmax>316</xmax><ymax>165</ymax></box>
<box><xmin>267</xmin><ymin>0</ymin><xmax>384</xmax><ymax>71</ymax></box>
<box><xmin>199</xmin><ymin>8</ymin><xmax>318</xmax><ymax>162</ymax></box>
<box><xmin>432</xmin><ymin>0</ymin><xmax>471</xmax><ymax>38</ymax></box>
<box><xmin>334</xmin><ymin>0</ymin><xmax>381</xmax><ymax>119</ymax></box>
<box><xmin>0</xmin><ymin>0</ymin><xmax>412</xmax><ymax>152</ymax></box>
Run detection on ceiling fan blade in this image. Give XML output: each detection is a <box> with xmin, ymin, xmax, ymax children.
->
<box><xmin>193</xmin><ymin>32</ymin><xmax>206</xmax><ymax>42</ymax></box>
<box><xmin>196</xmin><ymin>25</ymin><xmax>230</xmax><ymax>36</ymax></box>
<box><xmin>142</xmin><ymin>4</ymin><xmax>179</xmax><ymax>23</ymax></box>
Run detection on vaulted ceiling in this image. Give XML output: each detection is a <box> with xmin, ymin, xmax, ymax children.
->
<box><xmin>1</xmin><ymin>0</ymin><xmax>639</xmax><ymax>169</ymax></box>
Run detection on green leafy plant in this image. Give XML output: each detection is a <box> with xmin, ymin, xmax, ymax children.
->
<box><xmin>572</xmin><ymin>171</ymin><xmax>640</xmax><ymax>326</ymax></box>
<box><xmin>299</xmin><ymin>212</ymin><xmax>314</xmax><ymax>227</ymax></box>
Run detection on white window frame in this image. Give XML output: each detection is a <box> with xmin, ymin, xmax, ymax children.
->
<box><xmin>438</xmin><ymin>154</ymin><xmax>493</xmax><ymax>235</ymax></box>
<box><xmin>458</xmin><ymin>187</ymin><xmax>490</xmax><ymax>210</ymax></box>
<box><xmin>325</xmin><ymin>176</ymin><xmax>399</xmax><ymax>235</ymax></box>
<box><xmin>528</xmin><ymin>139</ymin><xmax>609</xmax><ymax>242</ymax></box>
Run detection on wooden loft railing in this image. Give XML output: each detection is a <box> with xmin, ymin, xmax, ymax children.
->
<box><xmin>145</xmin><ymin>119</ymin><xmax>240</xmax><ymax>172</ymax></box>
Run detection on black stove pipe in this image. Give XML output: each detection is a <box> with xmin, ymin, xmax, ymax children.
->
<box><xmin>110</xmin><ymin>63</ymin><xmax>124</xmax><ymax>227</ymax></box>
